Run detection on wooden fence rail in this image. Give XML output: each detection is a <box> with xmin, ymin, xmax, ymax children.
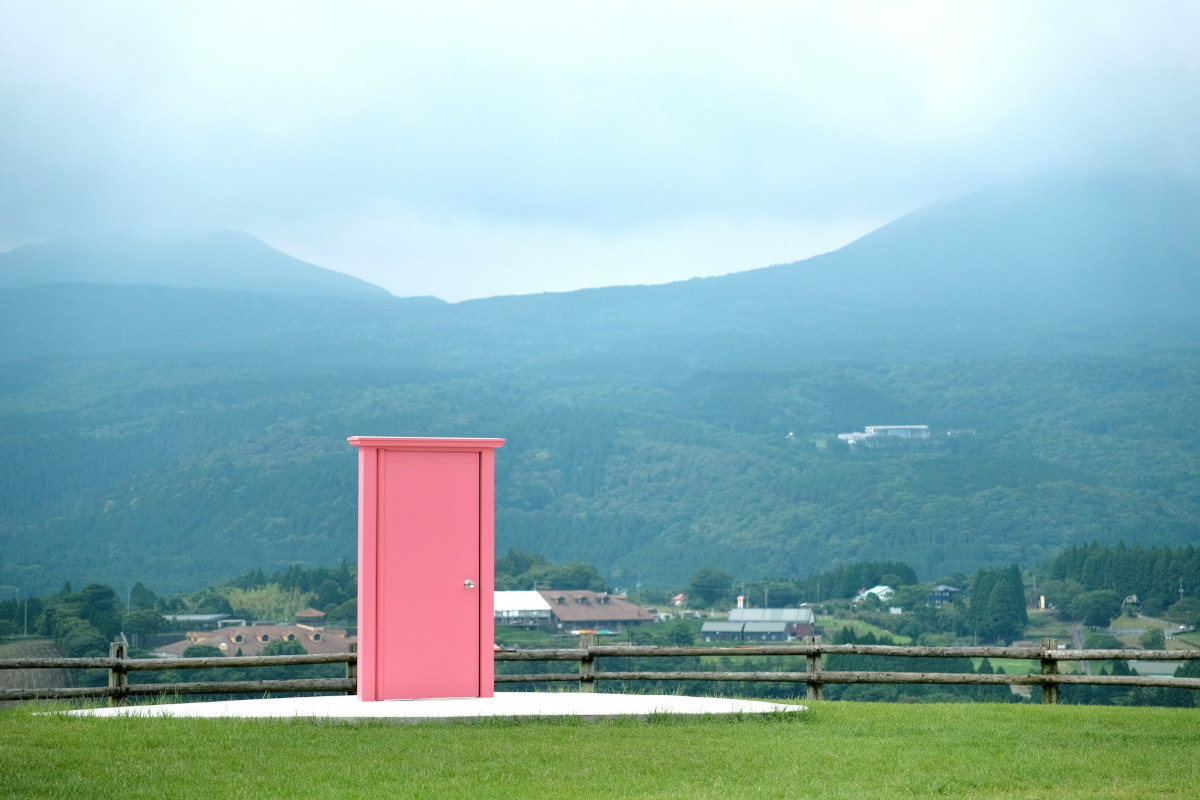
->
<box><xmin>3</xmin><ymin>637</ymin><xmax>1198</xmax><ymax>705</ymax></box>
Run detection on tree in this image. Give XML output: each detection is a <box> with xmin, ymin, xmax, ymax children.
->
<box><xmin>744</xmin><ymin>580</ymin><xmax>801</xmax><ymax>608</ymax></box>
<box><xmin>1165</xmin><ymin>598</ymin><xmax>1200</xmax><ymax>626</ymax></box>
<box><xmin>58</xmin><ymin>618</ymin><xmax>107</xmax><ymax>657</ymax></box>
<box><xmin>1042</xmin><ymin>578</ymin><xmax>1085</xmax><ymax>617</ymax></box>
<box><xmin>1177</xmin><ymin>659</ymin><xmax>1200</xmax><ymax>679</ymax></box>
<box><xmin>178</xmin><ymin>644</ymin><xmax>227</xmax><ymax>685</ymax></box>
<box><xmin>539</xmin><ymin>562</ymin><xmax>606</xmax><ymax>592</ymax></box>
<box><xmin>182</xmin><ymin>644</ymin><xmax>224</xmax><ymax>659</ymax></box>
<box><xmin>191</xmin><ymin>592</ymin><xmax>234</xmax><ymax>615</ymax></box>
<box><xmin>329</xmin><ymin>598</ymin><xmax>357</xmax><ymax>625</ymax></box>
<box><xmin>651</xmin><ymin>619</ymin><xmax>696</xmax><ymax>646</ymax></box>
<box><xmin>858</xmin><ymin>592</ymin><xmax>883</xmax><ymax>611</ymax></box>
<box><xmin>1070</xmin><ymin>590</ymin><xmax>1122</xmax><ymax>628</ymax></box>
<box><xmin>968</xmin><ymin>568</ymin><xmax>996</xmax><ymax>636</ymax></box>
<box><xmin>687</xmin><ymin>568</ymin><xmax>733</xmax><ymax>608</ymax></box>
<box><xmin>968</xmin><ymin>566</ymin><xmax>1027</xmax><ymax>643</ymax></box>
<box><xmin>1139</xmin><ymin>628</ymin><xmax>1166</xmax><ymax>650</ymax></box>
<box><xmin>984</xmin><ymin>581</ymin><xmax>1021</xmax><ymax>643</ymax></box>
<box><xmin>1083</xmin><ymin>630</ymin><xmax>1123</xmax><ymax>649</ymax></box>
<box><xmin>261</xmin><ymin>639</ymin><xmax>307</xmax><ymax>657</ymax></box>
<box><xmin>1004</xmin><ymin>565</ymin><xmax>1029</xmax><ymax>628</ymax></box>
<box><xmin>129</xmin><ymin>582</ymin><xmax>158</xmax><ymax>611</ymax></box>
<box><xmin>258</xmin><ymin>639</ymin><xmax>334</xmax><ymax>681</ymax></box>
<box><xmin>224</xmin><ymin>584</ymin><xmax>295</xmax><ymax>623</ymax></box>
<box><xmin>496</xmin><ymin>549</ymin><xmax>549</xmax><ymax>579</ymax></box>
<box><xmin>123</xmin><ymin>608</ymin><xmax>164</xmax><ymax>642</ymax></box>
<box><xmin>75</xmin><ymin>584</ymin><xmax>123</xmax><ymax>640</ymax></box>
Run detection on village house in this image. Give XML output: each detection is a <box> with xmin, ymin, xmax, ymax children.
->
<box><xmin>294</xmin><ymin>607</ymin><xmax>327</xmax><ymax>626</ymax></box>
<box><xmin>701</xmin><ymin>607</ymin><xmax>815</xmax><ymax>642</ymax></box>
<box><xmin>494</xmin><ymin>590</ymin><xmax>553</xmax><ymax>628</ymax></box>
<box><xmin>855</xmin><ymin>585</ymin><xmax>896</xmax><ymax>603</ymax></box>
<box><xmin>928</xmin><ymin>585</ymin><xmax>963</xmax><ymax>606</ymax></box>
<box><xmin>154</xmin><ymin>612</ymin><xmax>354</xmax><ymax>658</ymax></box>
<box><xmin>538</xmin><ymin>589</ymin><xmax>655</xmax><ymax>632</ymax></box>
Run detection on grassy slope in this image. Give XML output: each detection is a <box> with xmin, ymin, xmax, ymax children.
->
<box><xmin>0</xmin><ymin>640</ymin><xmax>71</xmax><ymax>695</ymax></box>
<box><xmin>3</xmin><ymin>701</ymin><xmax>1198</xmax><ymax>799</ymax></box>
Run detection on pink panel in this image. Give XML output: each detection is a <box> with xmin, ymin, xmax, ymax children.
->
<box><xmin>377</xmin><ymin>449</ymin><xmax>479</xmax><ymax>698</ymax></box>
<box><xmin>477</xmin><ymin>446</ymin><xmax>496</xmax><ymax>697</ymax></box>
<box><xmin>356</xmin><ymin>444</ymin><xmax>380</xmax><ymax>699</ymax></box>
<box><xmin>350</xmin><ymin>437</ymin><xmax>503</xmax><ymax>701</ymax></box>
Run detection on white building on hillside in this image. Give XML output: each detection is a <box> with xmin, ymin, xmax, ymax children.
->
<box><xmin>838</xmin><ymin>425</ymin><xmax>930</xmax><ymax>444</ymax></box>
<box><xmin>855</xmin><ymin>585</ymin><xmax>896</xmax><ymax>603</ymax></box>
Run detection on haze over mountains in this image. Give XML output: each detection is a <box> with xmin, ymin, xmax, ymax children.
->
<box><xmin>2</xmin><ymin>174</ymin><xmax>1198</xmax><ymax>596</ymax></box>
<box><xmin>0</xmin><ymin>230</ymin><xmax>392</xmax><ymax>299</ymax></box>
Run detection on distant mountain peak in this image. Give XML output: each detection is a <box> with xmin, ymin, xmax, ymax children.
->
<box><xmin>0</xmin><ymin>230</ymin><xmax>392</xmax><ymax>299</ymax></box>
<box><xmin>721</xmin><ymin>172</ymin><xmax>1200</xmax><ymax>316</ymax></box>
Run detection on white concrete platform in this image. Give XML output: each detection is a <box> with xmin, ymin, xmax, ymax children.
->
<box><xmin>70</xmin><ymin>692</ymin><xmax>804</xmax><ymax>722</ymax></box>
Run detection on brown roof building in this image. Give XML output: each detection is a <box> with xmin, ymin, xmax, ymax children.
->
<box><xmin>154</xmin><ymin>624</ymin><xmax>354</xmax><ymax>658</ymax></box>
<box><xmin>294</xmin><ymin>607</ymin><xmax>327</xmax><ymax>626</ymax></box>
<box><xmin>537</xmin><ymin>590</ymin><xmax>655</xmax><ymax>631</ymax></box>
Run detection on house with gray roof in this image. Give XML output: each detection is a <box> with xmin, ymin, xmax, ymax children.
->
<box><xmin>702</xmin><ymin>607</ymin><xmax>815</xmax><ymax>642</ymax></box>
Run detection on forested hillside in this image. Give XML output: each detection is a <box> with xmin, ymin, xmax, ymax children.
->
<box><xmin>1</xmin><ymin>175</ymin><xmax>1198</xmax><ymax>596</ymax></box>
<box><xmin>1046</xmin><ymin>542</ymin><xmax>1200</xmax><ymax>623</ymax></box>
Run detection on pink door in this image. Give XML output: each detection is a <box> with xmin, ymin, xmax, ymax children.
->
<box><xmin>375</xmin><ymin>448</ymin><xmax>481</xmax><ymax>699</ymax></box>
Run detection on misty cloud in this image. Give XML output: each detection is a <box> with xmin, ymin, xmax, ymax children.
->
<box><xmin>1</xmin><ymin>1</ymin><xmax>1198</xmax><ymax>300</ymax></box>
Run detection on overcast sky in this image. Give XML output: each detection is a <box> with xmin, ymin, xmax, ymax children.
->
<box><xmin>2</xmin><ymin>2</ymin><xmax>1198</xmax><ymax>301</ymax></box>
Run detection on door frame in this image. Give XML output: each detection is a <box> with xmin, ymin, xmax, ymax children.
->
<box><xmin>350</xmin><ymin>436</ymin><xmax>503</xmax><ymax>701</ymax></box>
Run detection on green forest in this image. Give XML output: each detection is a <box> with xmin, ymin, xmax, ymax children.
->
<box><xmin>3</xmin><ymin>347</ymin><xmax>1198</xmax><ymax>596</ymax></box>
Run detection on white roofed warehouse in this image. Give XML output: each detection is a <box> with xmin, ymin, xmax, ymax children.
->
<box><xmin>493</xmin><ymin>591</ymin><xmax>553</xmax><ymax>628</ymax></box>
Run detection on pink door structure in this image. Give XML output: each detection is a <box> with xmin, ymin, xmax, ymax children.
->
<box><xmin>349</xmin><ymin>437</ymin><xmax>504</xmax><ymax>701</ymax></box>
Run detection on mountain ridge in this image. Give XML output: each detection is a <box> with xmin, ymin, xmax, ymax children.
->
<box><xmin>0</xmin><ymin>230</ymin><xmax>394</xmax><ymax>299</ymax></box>
<box><xmin>1</xmin><ymin>173</ymin><xmax>1197</xmax><ymax>596</ymax></box>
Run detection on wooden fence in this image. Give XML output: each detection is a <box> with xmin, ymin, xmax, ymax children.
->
<box><xmin>2</xmin><ymin>637</ymin><xmax>1198</xmax><ymax>706</ymax></box>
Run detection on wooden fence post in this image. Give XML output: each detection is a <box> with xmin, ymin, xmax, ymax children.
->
<box><xmin>108</xmin><ymin>641</ymin><xmax>128</xmax><ymax>707</ymax></box>
<box><xmin>805</xmin><ymin>635</ymin><xmax>823</xmax><ymax>701</ymax></box>
<box><xmin>346</xmin><ymin>642</ymin><xmax>357</xmax><ymax>695</ymax></box>
<box><xmin>578</xmin><ymin>632</ymin><xmax>596</xmax><ymax>692</ymax></box>
<box><xmin>1041</xmin><ymin>637</ymin><xmax>1060</xmax><ymax>705</ymax></box>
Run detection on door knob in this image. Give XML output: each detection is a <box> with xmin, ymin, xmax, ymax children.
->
<box><xmin>463</xmin><ymin>579</ymin><xmax>476</xmax><ymax>589</ymax></box>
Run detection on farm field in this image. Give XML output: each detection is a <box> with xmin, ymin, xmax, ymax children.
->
<box><xmin>1173</xmin><ymin>631</ymin><xmax>1200</xmax><ymax>649</ymax></box>
<box><xmin>1021</xmin><ymin>609</ymin><xmax>1073</xmax><ymax>641</ymax></box>
<box><xmin>3</xmin><ymin>700</ymin><xmax>1198</xmax><ymax>799</ymax></box>
<box><xmin>816</xmin><ymin>616</ymin><xmax>912</xmax><ymax>644</ymax></box>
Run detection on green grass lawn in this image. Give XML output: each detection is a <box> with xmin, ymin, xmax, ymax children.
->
<box><xmin>972</xmin><ymin>657</ymin><xmax>1037</xmax><ymax>674</ymax></box>
<box><xmin>1172</xmin><ymin>630</ymin><xmax>1200</xmax><ymax>649</ymax></box>
<box><xmin>4</xmin><ymin>700</ymin><xmax>1198</xmax><ymax>799</ymax></box>
<box><xmin>492</xmin><ymin>626</ymin><xmax>563</xmax><ymax>647</ymax></box>
<box><xmin>1021</xmin><ymin>610</ymin><xmax>1076</xmax><ymax>643</ymax></box>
